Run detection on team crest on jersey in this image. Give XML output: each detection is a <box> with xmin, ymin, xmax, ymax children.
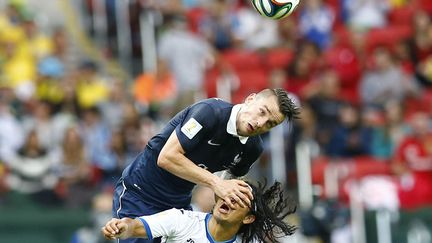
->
<box><xmin>231</xmin><ymin>153</ymin><xmax>242</xmax><ymax>166</ymax></box>
<box><xmin>181</xmin><ymin>118</ymin><xmax>203</xmax><ymax>139</ymax></box>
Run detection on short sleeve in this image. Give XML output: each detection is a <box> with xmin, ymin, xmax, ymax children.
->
<box><xmin>138</xmin><ymin>208</ymin><xmax>182</xmax><ymax>239</ymax></box>
<box><xmin>175</xmin><ymin>103</ymin><xmax>218</xmax><ymax>153</ymax></box>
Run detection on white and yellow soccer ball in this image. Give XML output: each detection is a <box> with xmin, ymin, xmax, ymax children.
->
<box><xmin>251</xmin><ymin>0</ymin><xmax>301</xmax><ymax>19</ymax></box>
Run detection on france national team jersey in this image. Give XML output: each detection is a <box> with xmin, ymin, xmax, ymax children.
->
<box><xmin>120</xmin><ymin>98</ymin><xmax>263</xmax><ymax>210</ymax></box>
<box><xmin>138</xmin><ymin>209</ymin><xmax>244</xmax><ymax>243</ymax></box>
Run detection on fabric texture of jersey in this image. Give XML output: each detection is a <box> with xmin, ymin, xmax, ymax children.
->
<box><xmin>119</xmin><ymin>98</ymin><xmax>263</xmax><ymax>210</ymax></box>
<box><xmin>139</xmin><ymin>208</ymin><xmax>243</xmax><ymax>243</ymax></box>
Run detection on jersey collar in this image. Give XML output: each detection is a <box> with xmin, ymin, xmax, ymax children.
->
<box><xmin>227</xmin><ymin>104</ymin><xmax>248</xmax><ymax>144</ymax></box>
<box><xmin>205</xmin><ymin>214</ymin><xmax>237</xmax><ymax>243</ymax></box>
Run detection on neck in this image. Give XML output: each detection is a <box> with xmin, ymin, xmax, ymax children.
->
<box><xmin>208</xmin><ymin>216</ymin><xmax>240</xmax><ymax>242</ymax></box>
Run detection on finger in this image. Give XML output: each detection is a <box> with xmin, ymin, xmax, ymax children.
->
<box><xmin>236</xmin><ymin>190</ymin><xmax>252</xmax><ymax>207</ymax></box>
<box><xmin>112</xmin><ymin>221</ymin><xmax>121</xmax><ymax>233</ymax></box>
<box><xmin>224</xmin><ymin>196</ymin><xmax>236</xmax><ymax>209</ymax></box>
<box><xmin>235</xmin><ymin>180</ymin><xmax>249</xmax><ymax>187</ymax></box>
<box><xmin>230</xmin><ymin>194</ymin><xmax>244</xmax><ymax>209</ymax></box>
<box><xmin>102</xmin><ymin>225</ymin><xmax>112</xmax><ymax>235</ymax></box>
<box><xmin>238</xmin><ymin>184</ymin><xmax>254</xmax><ymax>200</ymax></box>
<box><xmin>102</xmin><ymin>227</ymin><xmax>114</xmax><ymax>239</ymax></box>
<box><xmin>106</xmin><ymin>222</ymin><xmax>118</xmax><ymax>235</ymax></box>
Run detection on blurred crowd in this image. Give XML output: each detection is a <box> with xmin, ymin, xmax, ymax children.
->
<box><xmin>0</xmin><ymin>0</ymin><xmax>432</xmax><ymax>242</ymax></box>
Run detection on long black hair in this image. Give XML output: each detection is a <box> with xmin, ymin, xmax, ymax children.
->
<box><xmin>238</xmin><ymin>181</ymin><xmax>297</xmax><ymax>242</ymax></box>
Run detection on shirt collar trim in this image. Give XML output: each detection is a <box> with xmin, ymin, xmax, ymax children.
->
<box><xmin>205</xmin><ymin>214</ymin><xmax>237</xmax><ymax>243</ymax></box>
<box><xmin>227</xmin><ymin>104</ymin><xmax>248</xmax><ymax>144</ymax></box>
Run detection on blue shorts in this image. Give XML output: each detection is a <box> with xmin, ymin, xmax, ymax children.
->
<box><xmin>112</xmin><ymin>179</ymin><xmax>191</xmax><ymax>243</ymax></box>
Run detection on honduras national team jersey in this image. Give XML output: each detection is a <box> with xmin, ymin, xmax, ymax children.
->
<box><xmin>121</xmin><ymin>98</ymin><xmax>263</xmax><ymax>209</ymax></box>
<box><xmin>138</xmin><ymin>208</ymin><xmax>244</xmax><ymax>243</ymax></box>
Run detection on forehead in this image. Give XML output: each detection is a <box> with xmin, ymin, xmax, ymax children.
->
<box><xmin>254</xmin><ymin>96</ymin><xmax>285</xmax><ymax>122</ymax></box>
<box><xmin>253</xmin><ymin>95</ymin><xmax>278</xmax><ymax>108</ymax></box>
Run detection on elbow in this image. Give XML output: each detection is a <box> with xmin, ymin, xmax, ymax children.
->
<box><xmin>157</xmin><ymin>152</ymin><xmax>173</xmax><ymax>170</ymax></box>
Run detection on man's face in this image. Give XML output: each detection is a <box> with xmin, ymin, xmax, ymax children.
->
<box><xmin>236</xmin><ymin>94</ymin><xmax>285</xmax><ymax>137</ymax></box>
<box><xmin>212</xmin><ymin>196</ymin><xmax>254</xmax><ymax>225</ymax></box>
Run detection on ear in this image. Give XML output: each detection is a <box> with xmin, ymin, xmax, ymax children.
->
<box><xmin>244</xmin><ymin>93</ymin><xmax>256</xmax><ymax>104</ymax></box>
<box><xmin>242</xmin><ymin>214</ymin><xmax>256</xmax><ymax>225</ymax></box>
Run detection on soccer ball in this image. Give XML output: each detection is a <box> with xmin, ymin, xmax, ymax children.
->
<box><xmin>251</xmin><ymin>0</ymin><xmax>301</xmax><ymax>19</ymax></box>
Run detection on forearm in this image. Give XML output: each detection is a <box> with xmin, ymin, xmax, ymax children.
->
<box><xmin>102</xmin><ymin>218</ymin><xmax>148</xmax><ymax>240</ymax></box>
<box><xmin>158</xmin><ymin>132</ymin><xmax>222</xmax><ymax>189</ymax></box>
<box><xmin>159</xmin><ymin>151</ymin><xmax>221</xmax><ymax>189</ymax></box>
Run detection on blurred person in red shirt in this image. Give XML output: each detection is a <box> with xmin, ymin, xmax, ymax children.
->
<box><xmin>392</xmin><ymin>111</ymin><xmax>432</xmax><ymax>209</ymax></box>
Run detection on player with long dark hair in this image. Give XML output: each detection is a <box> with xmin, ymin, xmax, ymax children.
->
<box><xmin>239</xmin><ymin>181</ymin><xmax>296</xmax><ymax>242</ymax></box>
<box><xmin>103</xmin><ymin>181</ymin><xmax>296</xmax><ymax>242</ymax></box>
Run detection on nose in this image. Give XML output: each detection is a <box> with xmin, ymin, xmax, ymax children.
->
<box><xmin>256</xmin><ymin>118</ymin><xmax>265</xmax><ymax>128</ymax></box>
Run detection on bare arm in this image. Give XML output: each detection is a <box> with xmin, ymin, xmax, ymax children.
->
<box><xmin>102</xmin><ymin>218</ymin><xmax>147</xmax><ymax>240</ymax></box>
<box><xmin>158</xmin><ymin>131</ymin><xmax>253</xmax><ymax>208</ymax></box>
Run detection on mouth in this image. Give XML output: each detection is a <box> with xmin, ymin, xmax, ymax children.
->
<box><xmin>247</xmin><ymin>123</ymin><xmax>255</xmax><ymax>133</ymax></box>
<box><xmin>218</xmin><ymin>202</ymin><xmax>230</xmax><ymax>214</ymax></box>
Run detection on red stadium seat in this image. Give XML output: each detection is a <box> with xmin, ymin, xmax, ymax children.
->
<box><xmin>418</xmin><ymin>0</ymin><xmax>432</xmax><ymax>14</ymax></box>
<box><xmin>221</xmin><ymin>50</ymin><xmax>263</xmax><ymax>71</ymax></box>
<box><xmin>204</xmin><ymin>67</ymin><xmax>220</xmax><ymax>98</ymax></box>
<box><xmin>265</xmin><ymin>48</ymin><xmax>294</xmax><ymax>69</ymax></box>
<box><xmin>365</xmin><ymin>25</ymin><xmax>413</xmax><ymax>53</ymax></box>
<box><xmin>311</xmin><ymin>156</ymin><xmax>392</xmax><ymax>199</ymax></box>
<box><xmin>388</xmin><ymin>6</ymin><xmax>415</xmax><ymax>26</ymax></box>
<box><xmin>231</xmin><ymin>68</ymin><xmax>269</xmax><ymax>103</ymax></box>
<box><xmin>324</xmin><ymin>46</ymin><xmax>361</xmax><ymax>86</ymax></box>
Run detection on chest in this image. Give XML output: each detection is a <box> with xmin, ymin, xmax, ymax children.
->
<box><xmin>186</xmin><ymin>134</ymin><xmax>247</xmax><ymax>172</ymax></box>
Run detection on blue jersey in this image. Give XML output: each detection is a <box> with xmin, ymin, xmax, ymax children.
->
<box><xmin>121</xmin><ymin>98</ymin><xmax>263</xmax><ymax>209</ymax></box>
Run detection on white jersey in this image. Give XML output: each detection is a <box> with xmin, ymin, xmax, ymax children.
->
<box><xmin>138</xmin><ymin>208</ymin><xmax>246</xmax><ymax>243</ymax></box>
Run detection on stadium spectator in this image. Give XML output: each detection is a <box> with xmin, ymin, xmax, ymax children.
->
<box><xmin>0</xmin><ymin>93</ymin><xmax>24</xmax><ymax>162</ymax></box>
<box><xmin>326</xmin><ymin>103</ymin><xmax>372</xmax><ymax>157</ymax></box>
<box><xmin>21</xmin><ymin>100</ymin><xmax>58</xmax><ymax>150</ymax></box>
<box><xmin>112</xmin><ymin>88</ymin><xmax>299</xmax><ymax>243</ymax></box>
<box><xmin>79</xmin><ymin>107</ymin><xmax>116</xmax><ymax>186</ymax></box>
<box><xmin>4</xmin><ymin>129</ymin><xmax>60</xmax><ymax>205</ymax></box>
<box><xmin>75</xmin><ymin>61</ymin><xmax>110</xmax><ymax>109</ymax></box>
<box><xmin>392</xmin><ymin>111</ymin><xmax>432</xmax><ymax>209</ymax></box>
<box><xmin>299</xmin><ymin>0</ymin><xmax>335</xmax><ymax>49</ymax></box>
<box><xmin>343</xmin><ymin>0</ymin><xmax>390</xmax><ymax>31</ymax></box>
<box><xmin>104</xmin><ymin>181</ymin><xmax>296</xmax><ymax>243</ymax></box>
<box><xmin>158</xmin><ymin>13</ymin><xmax>214</xmax><ymax>114</ymax></box>
<box><xmin>198</xmin><ymin>0</ymin><xmax>239</xmax><ymax>50</ymax></box>
<box><xmin>133</xmin><ymin>60</ymin><xmax>177</xmax><ymax>116</ymax></box>
<box><xmin>56</xmin><ymin>125</ymin><xmax>93</xmax><ymax>208</ymax></box>
<box><xmin>370</xmin><ymin>100</ymin><xmax>407</xmax><ymax>159</ymax></box>
<box><xmin>306</xmin><ymin>69</ymin><xmax>344</xmax><ymax>151</ymax></box>
<box><xmin>359</xmin><ymin>47</ymin><xmax>417</xmax><ymax>108</ymax></box>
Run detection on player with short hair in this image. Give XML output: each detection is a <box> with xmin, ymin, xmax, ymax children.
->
<box><xmin>113</xmin><ymin>88</ymin><xmax>299</xmax><ymax>243</ymax></box>
<box><xmin>104</xmin><ymin>181</ymin><xmax>296</xmax><ymax>242</ymax></box>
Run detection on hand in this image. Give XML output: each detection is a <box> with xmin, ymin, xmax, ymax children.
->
<box><xmin>212</xmin><ymin>178</ymin><xmax>253</xmax><ymax>209</ymax></box>
<box><xmin>101</xmin><ymin>218</ymin><xmax>130</xmax><ymax>240</ymax></box>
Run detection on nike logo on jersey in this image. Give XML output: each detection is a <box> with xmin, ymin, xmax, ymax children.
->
<box><xmin>207</xmin><ymin>139</ymin><xmax>221</xmax><ymax>146</ymax></box>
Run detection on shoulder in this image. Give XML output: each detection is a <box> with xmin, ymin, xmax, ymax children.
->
<box><xmin>188</xmin><ymin>98</ymin><xmax>232</xmax><ymax>120</ymax></box>
<box><xmin>167</xmin><ymin>208</ymin><xmax>207</xmax><ymax>221</ymax></box>
<box><xmin>195</xmin><ymin>98</ymin><xmax>232</xmax><ymax>111</ymax></box>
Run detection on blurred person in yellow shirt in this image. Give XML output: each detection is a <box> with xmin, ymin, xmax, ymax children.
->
<box><xmin>75</xmin><ymin>61</ymin><xmax>109</xmax><ymax>109</ymax></box>
<box><xmin>1</xmin><ymin>25</ymin><xmax>36</xmax><ymax>88</ymax></box>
